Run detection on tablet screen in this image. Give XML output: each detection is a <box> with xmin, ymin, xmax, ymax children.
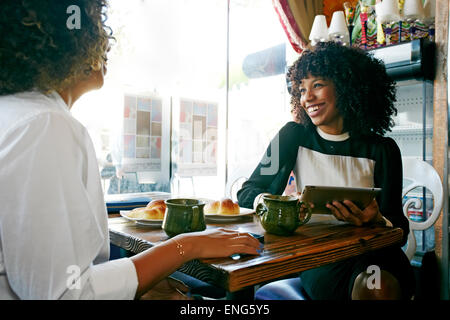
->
<box><xmin>299</xmin><ymin>185</ymin><xmax>382</xmax><ymax>214</ymax></box>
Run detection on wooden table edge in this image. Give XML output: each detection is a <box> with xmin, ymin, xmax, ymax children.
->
<box><xmin>109</xmin><ymin>218</ymin><xmax>404</xmax><ymax>293</ymax></box>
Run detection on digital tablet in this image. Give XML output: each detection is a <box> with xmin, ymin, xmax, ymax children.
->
<box><xmin>299</xmin><ymin>185</ymin><xmax>382</xmax><ymax>214</ymax></box>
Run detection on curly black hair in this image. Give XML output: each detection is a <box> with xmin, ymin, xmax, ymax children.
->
<box><xmin>287</xmin><ymin>42</ymin><xmax>397</xmax><ymax>137</ymax></box>
<box><xmin>0</xmin><ymin>0</ymin><xmax>112</xmax><ymax>95</ymax></box>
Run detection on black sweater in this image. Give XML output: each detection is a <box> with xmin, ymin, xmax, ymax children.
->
<box><xmin>237</xmin><ymin>122</ymin><xmax>409</xmax><ymax>246</ymax></box>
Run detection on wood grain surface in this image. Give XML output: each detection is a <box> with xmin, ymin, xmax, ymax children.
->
<box><xmin>433</xmin><ymin>0</ymin><xmax>449</xmax><ymax>266</ymax></box>
<box><xmin>108</xmin><ymin>214</ymin><xmax>403</xmax><ymax>292</ymax></box>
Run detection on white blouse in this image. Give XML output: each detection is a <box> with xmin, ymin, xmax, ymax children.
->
<box><xmin>0</xmin><ymin>91</ymin><xmax>138</xmax><ymax>299</ymax></box>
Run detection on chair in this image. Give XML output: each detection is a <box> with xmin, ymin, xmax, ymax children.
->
<box><xmin>401</xmin><ymin>158</ymin><xmax>443</xmax><ymax>261</ymax></box>
<box><xmin>254</xmin><ymin>277</ymin><xmax>310</xmax><ymax>300</ymax></box>
<box><xmin>226</xmin><ymin>176</ymin><xmax>248</xmax><ymax>202</ymax></box>
<box><xmin>254</xmin><ymin>158</ymin><xmax>443</xmax><ymax>300</ymax></box>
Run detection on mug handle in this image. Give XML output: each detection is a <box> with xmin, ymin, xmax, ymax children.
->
<box><xmin>256</xmin><ymin>203</ymin><xmax>268</xmax><ymax>216</ymax></box>
<box><xmin>297</xmin><ymin>201</ymin><xmax>312</xmax><ymax>226</ymax></box>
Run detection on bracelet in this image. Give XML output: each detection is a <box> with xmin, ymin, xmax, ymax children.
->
<box><xmin>172</xmin><ymin>238</ymin><xmax>185</xmax><ymax>256</ymax></box>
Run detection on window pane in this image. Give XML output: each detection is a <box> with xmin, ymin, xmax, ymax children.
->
<box><xmin>72</xmin><ymin>0</ymin><xmax>227</xmax><ymax>197</ymax></box>
<box><xmin>71</xmin><ymin>0</ymin><xmax>296</xmax><ymax>199</ymax></box>
<box><xmin>227</xmin><ymin>0</ymin><xmax>297</xmax><ymax>199</ymax></box>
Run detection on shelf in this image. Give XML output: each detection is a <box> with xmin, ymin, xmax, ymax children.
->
<box><xmin>386</xmin><ymin>126</ymin><xmax>433</xmax><ymax>137</ymax></box>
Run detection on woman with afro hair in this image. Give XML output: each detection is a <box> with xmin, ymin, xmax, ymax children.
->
<box><xmin>238</xmin><ymin>42</ymin><xmax>415</xmax><ymax>300</ymax></box>
<box><xmin>0</xmin><ymin>0</ymin><xmax>261</xmax><ymax>299</ymax></box>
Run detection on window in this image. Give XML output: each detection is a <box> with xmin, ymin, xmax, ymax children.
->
<box><xmin>227</xmin><ymin>1</ymin><xmax>296</xmax><ymax>194</ymax></box>
<box><xmin>72</xmin><ymin>0</ymin><xmax>295</xmax><ymax>199</ymax></box>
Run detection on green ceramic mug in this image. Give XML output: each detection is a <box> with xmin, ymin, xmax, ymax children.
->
<box><xmin>162</xmin><ymin>199</ymin><xmax>206</xmax><ymax>237</ymax></box>
<box><xmin>256</xmin><ymin>194</ymin><xmax>312</xmax><ymax>236</ymax></box>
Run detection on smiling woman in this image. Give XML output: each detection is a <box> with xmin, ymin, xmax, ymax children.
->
<box><xmin>238</xmin><ymin>42</ymin><xmax>415</xmax><ymax>300</ymax></box>
<box><xmin>288</xmin><ymin>42</ymin><xmax>397</xmax><ymax>137</ymax></box>
<box><xmin>298</xmin><ymin>76</ymin><xmax>342</xmax><ymax>134</ymax></box>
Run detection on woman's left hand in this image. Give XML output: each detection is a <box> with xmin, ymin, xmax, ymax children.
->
<box><xmin>326</xmin><ymin>198</ymin><xmax>385</xmax><ymax>226</ymax></box>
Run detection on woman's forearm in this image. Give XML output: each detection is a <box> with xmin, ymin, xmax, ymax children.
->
<box><xmin>130</xmin><ymin>235</ymin><xmax>195</xmax><ymax>298</ymax></box>
<box><xmin>129</xmin><ymin>228</ymin><xmax>261</xmax><ymax>298</ymax></box>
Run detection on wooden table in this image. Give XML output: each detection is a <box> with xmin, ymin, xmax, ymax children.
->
<box><xmin>108</xmin><ymin>214</ymin><xmax>403</xmax><ymax>295</ymax></box>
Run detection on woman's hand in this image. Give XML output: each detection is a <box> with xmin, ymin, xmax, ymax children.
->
<box><xmin>290</xmin><ymin>192</ymin><xmax>313</xmax><ymax>220</ymax></box>
<box><xmin>132</xmin><ymin>228</ymin><xmax>262</xmax><ymax>298</ymax></box>
<box><xmin>299</xmin><ymin>200</ymin><xmax>314</xmax><ymax>221</ymax></box>
<box><xmin>326</xmin><ymin>198</ymin><xmax>385</xmax><ymax>226</ymax></box>
<box><xmin>175</xmin><ymin>228</ymin><xmax>263</xmax><ymax>260</ymax></box>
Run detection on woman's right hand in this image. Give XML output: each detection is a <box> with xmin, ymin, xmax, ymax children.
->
<box><xmin>290</xmin><ymin>191</ymin><xmax>314</xmax><ymax>220</ymax></box>
<box><xmin>132</xmin><ymin>228</ymin><xmax>263</xmax><ymax>298</ymax></box>
<box><xmin>174</xmin><ymin>228</ymin><xmax>263</xmax><ymax>260</ymax></box>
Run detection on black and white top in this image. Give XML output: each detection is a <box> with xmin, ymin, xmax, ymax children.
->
<box><xmin>237</xmin><ymin>121</ymin><xmax>409</xmax><ymax>245</ymax></box>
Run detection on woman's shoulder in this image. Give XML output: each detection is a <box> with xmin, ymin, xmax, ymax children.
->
<box><xmin>0</xmin><ymin>91</ymin><xmax>84</xmax><ymax>142</ymax></box>
<box><xmin>355</xmin><ymin>133</ymin><xmax>398</xmax><ymax>146</ymax></box>
<box><xmin>351</xmin><ymin>133</ymin><xmax>401</xmax><ymax>158</ymax></box>
<box><xmin>373</xmin><ymin>135</ymin><xmax>399</xmax><ymax>149</ymax></box>
<box><xmin>364</xmin><ymin>135</ymin><xmax>402</xmax><ymax>161</ymax></box>
<box><xmin>277</xmin><ymin>121</ymin><xmax>310</xmax><ymax>144</ymax></box>
<box><xmin>280</xmin><ymin>121</ymin><xmax>309</xmax><ymax>134</ymax></box>
<box><xmin>0</xmin><ymin>91</ymin><xmax>69</xmax><ymax>119</ymax></box>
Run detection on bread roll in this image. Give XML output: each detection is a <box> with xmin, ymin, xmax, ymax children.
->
<box><xmin>146</xmin><ymin>199</ymin><xmax>166</xmax><ymax>209</ymax></box>
<box><xmin>127</xmin><ymin>200</ymin><xmax>166</xmax><ymax>220</ymax></box>
<box><xmin>143</xmin><ymin>199</ymin><xmax>167</xmax><ymax>219</ymax></box>
<box><xmin>204</xmin><ymin>200</ymin><xmax>220</xmax><ymax>214</ymax></box>
<box><xmin>127</xmin><ymin>207</ymin><xmax>146</xmax><ymax>219</ymax></box>
<box><xmin>218</xmin><ymin>198</ymin><xmax>240</xmax><ymax>215</ymax></box>
<box><xmin>142</xmin><ymin>207</ymin><xmax>165</xmax><ymax>220</ymax></box>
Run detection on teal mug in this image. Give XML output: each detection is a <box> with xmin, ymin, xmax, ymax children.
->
<box><xmin>162</xmin><ymin>199</ymin><xmax>206</xmax><ymax>237</ymax></box>
<box><xmin>256</xmin><ymin>194</ymin><xmax>312</xmax><ymax>236</ymax></box>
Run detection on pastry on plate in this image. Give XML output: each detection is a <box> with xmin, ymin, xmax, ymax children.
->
<box><xmin>204</xmin><ymin>200</ymin><xmax>220</xmax><ymax>214</ymax></box>
<box><xmin>205</xmin><ymin>198</ymin><xmax>240</xmax><ymax>215</ymax></box>
<box><xmin>128</xmin><ymin>199</ymin><xmax>167</xmax><ymax>220</ymax></box>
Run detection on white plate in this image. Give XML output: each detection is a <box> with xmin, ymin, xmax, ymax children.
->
<box><xmin>120</xmin><ymin>210</ymin><xmax>163</xmax><ymax>227</ymax></box>
<box><xmin>204</xmin><ymin>207</ymin><xmax>254</xmax><ymax>223</ymax></box>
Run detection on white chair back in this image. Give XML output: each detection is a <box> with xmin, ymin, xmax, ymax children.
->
<box><xmin>226</xmin><ymin>176</ymin><xmax>248</xmax><ymax>202</ymax></box>
<box><xmin>402</xmin><ymin>158</ymin><xmax>443</xmax><ymax>261</ymax></box>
